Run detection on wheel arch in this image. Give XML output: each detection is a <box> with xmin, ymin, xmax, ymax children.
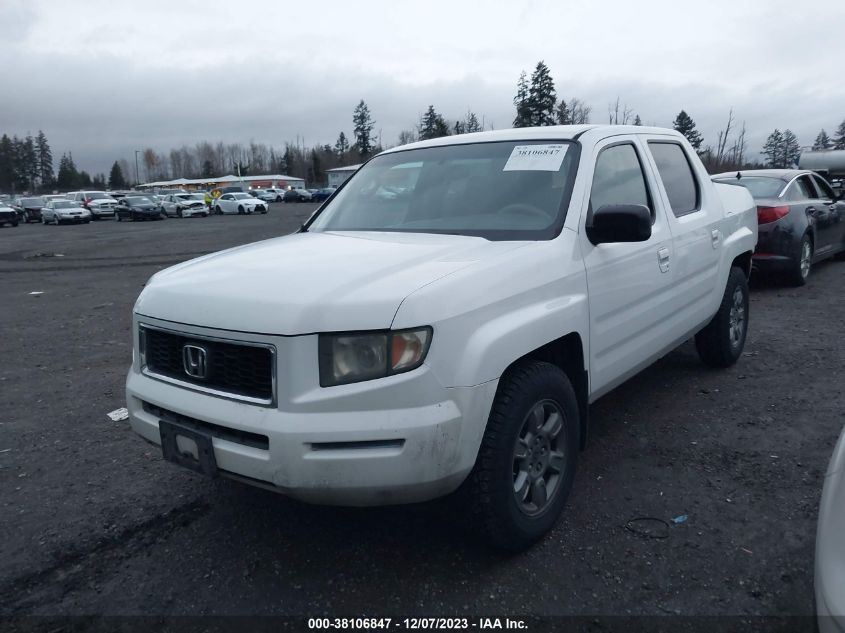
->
<box><xmin>503</xmin><ymin>333</ymin><xmax>589</xmax><ymax>450</ymax></box>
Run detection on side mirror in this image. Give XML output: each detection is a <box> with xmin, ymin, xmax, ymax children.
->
<box><xmin>587</xmin><ymin>204</ymin><xmax>652</xmax><ymax>245</ymax></box>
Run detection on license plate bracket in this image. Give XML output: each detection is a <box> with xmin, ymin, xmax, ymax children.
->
<box><xmin>159</xmin><ymin>419</ymin><xmax>218</xmax><ymax>477</ymax></box>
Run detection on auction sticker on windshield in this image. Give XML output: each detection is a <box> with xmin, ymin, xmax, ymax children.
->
<box><xmin>503</xmin><ymin>144</ymin><xmax>568</xmax><ymax>171</ymax></box>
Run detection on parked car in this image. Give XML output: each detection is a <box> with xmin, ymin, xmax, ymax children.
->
<box><xmin>310</xmin><ymin>188</ymin><xmax>336</xmax><ymax>203</ymax></box>
<box><xmin>42</xmin><ymin>200</ymin><xmax>91</xmax><ymax>224</ymax></box>
<box><xmin>67</xmin><ymin>191</ymin><xmax>118</xmax><ymax>220</ymax></box>
<box><xmin>160</xmin><ymin>193</ymin><xmax>209</xmax><ymax>218</ymax></box>
<box><xmin>713</xmin><ymin>169</ymin><xmax>845</xmax><ymax>285</ymax></box>
<box><xmin>252</xmin><ymin>190</ymin><xmax>278</xmax><ymax>203</ymax></box>
<box><xmin>115</xmin><ymin>196</ymin><xmax>163</xmax><ymax>221</ymax></box>
<box><xmin>127</xmin><ymin>126</ymin><xmax>758</xmax><ymax>550</ymax></box>
<box><xmin>13</xmin><ymin>197</ymin><xmax>46</xmax><ymax>223</ymax></box>
<box><xmin>816</xmin><ymin>423</ymin><xmax>845</xmax><ymax>633</ymax></box>
<box><xmin>283</xmin><ymin>188</ymin><xmax>312</xmax><ymax>202</ymax></box>
<box><xmin>0</xmin><ymin>203</ymin><xmax>19</xmax><ymax>227</ymax></box>
<box><xmin>212</xmin><ymin>192</ymin><xmax>266</xmax><ymax>214</ymax></box>
<box><xmin>257</xmin><ymin>187</ymin><xmax>286</xmax><ymax>202</ymax></box>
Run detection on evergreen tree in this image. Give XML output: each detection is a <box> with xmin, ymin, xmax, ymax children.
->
<box><xmin>56</xmin><ymin>153</ymin><xmax>80</xmax><ymax>190</ymax></box>
<box><xmin>513</xmin><ymin>71</ymin><xmax>531</xmax><ymax>127</ymax></box>
<box><xmin>202</xmin><ymin>160</ymin><xmax>214</xmax><ymax>178</ymax></box>
<box><xmin>92</xmin><ymin>173</ymin><xmax>106</xmax><ymax>188</ymax></box>
<box><xmin>813</xmin><ymin>129</ymin><xmax>832</xmax><ymax>151</ymax></box>
<box><xmin>464</xmin><ymin>111</ymin><xmax>482</xmax><ymax>133</ymax></box>
<box><xmin>109</xmin><ymin>161</ymin><xmax>126</xmax><ymax>189</ymax></box>
<box><xmin>633</xmin><ymin>115</ymin><xmax>643</xmax><ymax>126</ymax></box>
<box><xmin>672</xmin><ymin>110</ymin><xmax>703</xmax><ymax>150</ymax></box>
<box><xmin>78</xmin><ymin>171</ymin><xmax>92</xmax><ymax>187</ymax></box>
<box><xmin>418</xmin><ymin>105</ymin><xmax>450</xmax><ymax>140</ymax></box>
<box><xmin>781</xmin><ymin>129</ymin><xmax>801</xmax><ymax>167</ymax></box>
<box><xmin>352</xmin><ymin>101</ymin><xmax>375</xmax><ymax>158</ymax></box>
<box><xmin>761</xmin><ymin>129</ymin><xmax>784</xmax><ymax>167</ymax></box>
<box><xmin>35</xmin><ymin>131</ymin><xmax>53</xmax><ymax>190</ymax></box>
<box><xmin>334</xmin><ymin>131</ymin><xmax>349</xmax><ymax>158</ymax></box>
<box><xmin>453</xmin><ymin>120</ymin><xmax>465</xmax><ymax>135</ymax></box>
<box><xmin>833</xmin><ymin>119</ymin><xmax>845</xmax><ymax>150</ymax></box>
<box><xmin>555</xmin><ymin>99</ymin><xmax>571</xmax><ymax>125</ymax></box>
<box><xmin>527</xmin><ymin>61</ymin><xmax>557</xmax><ymax>126</ymax></box>
<box><xmin>0</xmin><ymin>134</ymin><xmax>13</xmax><ymax>191</ymax></box>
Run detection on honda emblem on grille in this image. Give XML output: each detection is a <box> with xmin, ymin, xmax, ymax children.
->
<box><xmin>182</xmin><ymin>344</ymin><xmax>208</xmax><ymax>379</ymax></box>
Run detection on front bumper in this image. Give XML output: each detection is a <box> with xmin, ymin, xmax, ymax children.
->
<box><xmin>90</xmin><ymin>207</ymin><xmax>116</xmax><ymax>217</ymax></box>
<box><xmin>57</xmin><ymin>214</ymin><xmax>89</xmax><ymax>223</ymax></box>
<box><xmin>126</xmin><ymin>323</ymin><xmax>495</xmax><ymax>506</ymax></box>
<box><xmin>181</xmin><ymin>206</ymin><xmax>207</xmax><ymax>217</ymax></box>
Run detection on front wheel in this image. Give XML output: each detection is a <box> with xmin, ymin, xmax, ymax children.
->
<box><xmin>695</xmin><ymin>266</ymin><xmax>749</xmax><ymax>368</ymax></box>
<box><xmin>237</xmin><ymin>205</ymin><xmax>245</xmax><ymax>215</ymax></box>
<box><xmin>466</xmin><ymin>361</ymin><xmax>579</xmax><ymax>551</ymax></box>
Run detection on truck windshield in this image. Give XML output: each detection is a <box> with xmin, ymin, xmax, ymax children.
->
<box><xmin>307</xmin><ymin>140</ymin><xmax>580</xmax><ymax>240</ymax></box>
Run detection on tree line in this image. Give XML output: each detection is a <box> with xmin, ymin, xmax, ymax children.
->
<box><xmin>5</xmin><ymin>65</ymin><xmax>845</xmax><ymax>193</ymax></box>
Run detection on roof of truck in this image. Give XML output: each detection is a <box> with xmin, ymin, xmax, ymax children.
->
<box><xmin>381</xmin><ymin>125</ymin><xmax>683</xmax><ymax>154</ymax></box>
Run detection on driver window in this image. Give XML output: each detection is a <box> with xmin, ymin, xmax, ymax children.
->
<box><xmin>813</xmin><ymin>175</ymin><xmax>836</xmax><ymax>201</ymax></box>
<box><xmin>590</xmin><ymin>143</ymin><xmax>653</xmax><ymax>222</ymax></box>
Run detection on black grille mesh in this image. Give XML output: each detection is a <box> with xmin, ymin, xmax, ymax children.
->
<box><xmin>142</xmin><ymin>328</ymin><xmax>273</xmax><ymax>401</ymax></box>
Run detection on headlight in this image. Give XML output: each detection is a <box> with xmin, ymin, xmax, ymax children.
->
<box><xmin>318</xmin><ymin>327</ymin><xmax>432</xmax><ymax>387</ymax></box>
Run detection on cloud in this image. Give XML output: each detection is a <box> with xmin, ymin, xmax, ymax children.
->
<box><xmin>1</xmin><ymin>0</ymin><xmax>844</xmax><ymax>175</ymax></box>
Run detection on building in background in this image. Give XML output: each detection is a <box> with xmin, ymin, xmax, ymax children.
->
<box><xmin>140</xmin><ymin>174</ymin><xmax>306</xmax><ymax>192</ymax></box>
<box><xmin>326</xmin><ymin>164</ymin><xmax>361</xmax><ymax>188</ymax></box>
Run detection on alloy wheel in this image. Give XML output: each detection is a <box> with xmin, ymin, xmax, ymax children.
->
<box><xmin>512</xmin><ymin>400</ymin><xmax>567</xmax><ymax>517</ymax></box>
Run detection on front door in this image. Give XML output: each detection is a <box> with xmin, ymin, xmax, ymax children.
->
<box><xmin>580</xmin><ymin>137</ymin><xmax>676</xmax><ymax>398</ymax></box>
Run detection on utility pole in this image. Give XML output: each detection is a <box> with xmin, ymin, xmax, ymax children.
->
<box><xmin>134</xmin><ymin>150</ymin><xmax>140</xmax><ymax>187</ymax></box>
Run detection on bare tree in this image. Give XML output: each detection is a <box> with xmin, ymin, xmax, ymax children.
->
<box><xmin>607</xmin><ymin>97</ymin><xmax>634</xmax><ymax>125</ymax></box>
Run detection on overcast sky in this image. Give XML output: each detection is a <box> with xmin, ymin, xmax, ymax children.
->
<box><xmin>2</xmin><ymin>0</ymin><xmax>844</xmax><ymax>176</ymax></box>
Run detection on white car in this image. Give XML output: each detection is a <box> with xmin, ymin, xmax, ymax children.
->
<box><xmin>66</xmin><ymin>191</ymin><xmax>118</xmax><ymax>219</ymax></box>
<box><xmin>42</xmin><ymin>200</ymin><xmax>91</xmax><ymax>224</ymax></box>
<box><xmin>212</xmin><ymin>192</ymin><xmax>267</xmax><ymax>215</ymax></box>
<box><xmin>816</xmin><ymin>424</ymin><xmax>845</xmax><ymax>632</ymax></box>
<box><xmin>161</xmin><ymin>193</ymin><xmax>208</xmax><ymax>218</ymax></box>
<box><xmin>127</xmin><ymin>125</ymin><xmax>757</xmax><ymax>550</ymax></box>
<box><xmin>252</xmin><ymin>190</ymin><xmax>278</xmax><ymax>203</ymax></box>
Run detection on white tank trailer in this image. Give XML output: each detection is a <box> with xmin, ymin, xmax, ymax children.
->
<box><xmin>799</xmin><ymin>150</ymin><xmax>845</xmax><ymax>178</ymax></box>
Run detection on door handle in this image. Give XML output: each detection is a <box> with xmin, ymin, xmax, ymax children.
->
<box><xmin>657</xmin><ymin>247</ymin><xmax>670</xmax><ymax>273</ymax></box>
<box><xmin>711</xmin><ymin>229</ymin><xmax>720</xmax><ymax>249</ymax></box>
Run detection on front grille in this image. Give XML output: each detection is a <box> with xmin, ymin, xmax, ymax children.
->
<box><xmin>141</xmin><ymin>326</ymin><xmax>274</xmax><ymax>402</ymax></box>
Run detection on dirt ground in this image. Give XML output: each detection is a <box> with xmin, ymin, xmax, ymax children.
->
<box><xmin>0</xmin><ymin>204</ymin><xmax>842</xmax><ymax>628</ymax></box>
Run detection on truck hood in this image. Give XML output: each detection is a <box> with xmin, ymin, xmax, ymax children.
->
<box><xmin>135</xmin><ymin>231</ymin><xmax>527</xmax><ymax>335</ymax></box>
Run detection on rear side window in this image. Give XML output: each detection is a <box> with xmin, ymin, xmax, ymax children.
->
<box><xmin>648</xmin><ymin>142</ymin><xmax>699</xmax><ymax>217</ymax></box>
<box><xmin>590</xmin><ymin>143</ymin><xmax>651</xmax><ymax>215</ymax></box>
<box><xmin>785</xmin><ymin>176</ymin><xmax>816</xmax><ymax>201</ymax></box>
<box><xmin>813</xmin><ymin>175</ymin><xmax>836</xmax><ymax>201</ymax></box>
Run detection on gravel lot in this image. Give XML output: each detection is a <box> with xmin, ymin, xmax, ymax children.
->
<box><xmin>1</xmin><ymin>202</ymin><xmax>842</xmax><ymax>624</ymax></box>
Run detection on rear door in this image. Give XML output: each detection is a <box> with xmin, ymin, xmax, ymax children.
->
<box><xmin>811</xmin><ymin>174</ymin><xmax>845</xmax><ymax>255</ymax></box>
<box><xmin>643</xmin><ymin>138</ymin><xmax>720</xmax><ymax>332</ymax></box>
<box><xmin>785</xmin><ymin>175</ymin><xmax>830</xmax><ymax>255</ymax></box>
<box><xmin>579</xmin><ymin>136</ymin><xmax>677</xmax><ymax>398</ymax></box>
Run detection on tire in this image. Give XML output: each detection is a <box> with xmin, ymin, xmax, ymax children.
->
<box><xmin>695</xmin><ymin>266</ymin><xmax>749</xmax><ymax>368</ymax></box>
<box><xmin>787</xmin><ymin>233</ymin><xmax>813</xmax><ymax>286</ymax></box>
<box><xmin>238</xmin><ymin>205</ymin><xmax>245</xmax><ymax>215</ymax></box>
<box><xmin>177</xmin><ymin>208</ymin><xmax>183</xmax><ymax>218</ymax></box>
<box><xmin>466</xmin><ymin>360</ymin><xmax>579</xmax><ymax>551</ymax></box>
<box><xmin>42</xmin><ymin>216</ymin><xmax>48</xmax><ymax>225</ymax></box>
<box><xmin>11</xmin><ymin>219</ymin><xmax>19</xmax><ymax>227</ymax></box>
<box><xmin>215</xmin><ymin>205</ymin><xmax>222</xmax><ymax>215</ymax></box>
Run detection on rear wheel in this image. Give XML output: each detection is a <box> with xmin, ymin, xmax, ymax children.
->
<box><xmin>466</xmin><ymin>361</ymin><xmax>579</xmax><ymax>551</ymax></box>
<box><xmin>787</xmin><ymin>234</ymin><xmax>813</xmax><ymax>286</ymax></box>
<box><xmin>695</xmin><ymin>266</ymin><xmax>749</xmax><ymax>368</ymax></box>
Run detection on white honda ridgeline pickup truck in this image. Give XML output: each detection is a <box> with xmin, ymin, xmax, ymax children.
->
<box><xmin>127</xmin><ymin>125</ymin><xmax>757</xmax><ymax>550</ymax></box>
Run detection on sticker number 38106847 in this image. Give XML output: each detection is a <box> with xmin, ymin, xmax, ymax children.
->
<box><xmin>502</xmin><ymin>144</ymin><xmax>568</xmax><ymax>172</ymax></box>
